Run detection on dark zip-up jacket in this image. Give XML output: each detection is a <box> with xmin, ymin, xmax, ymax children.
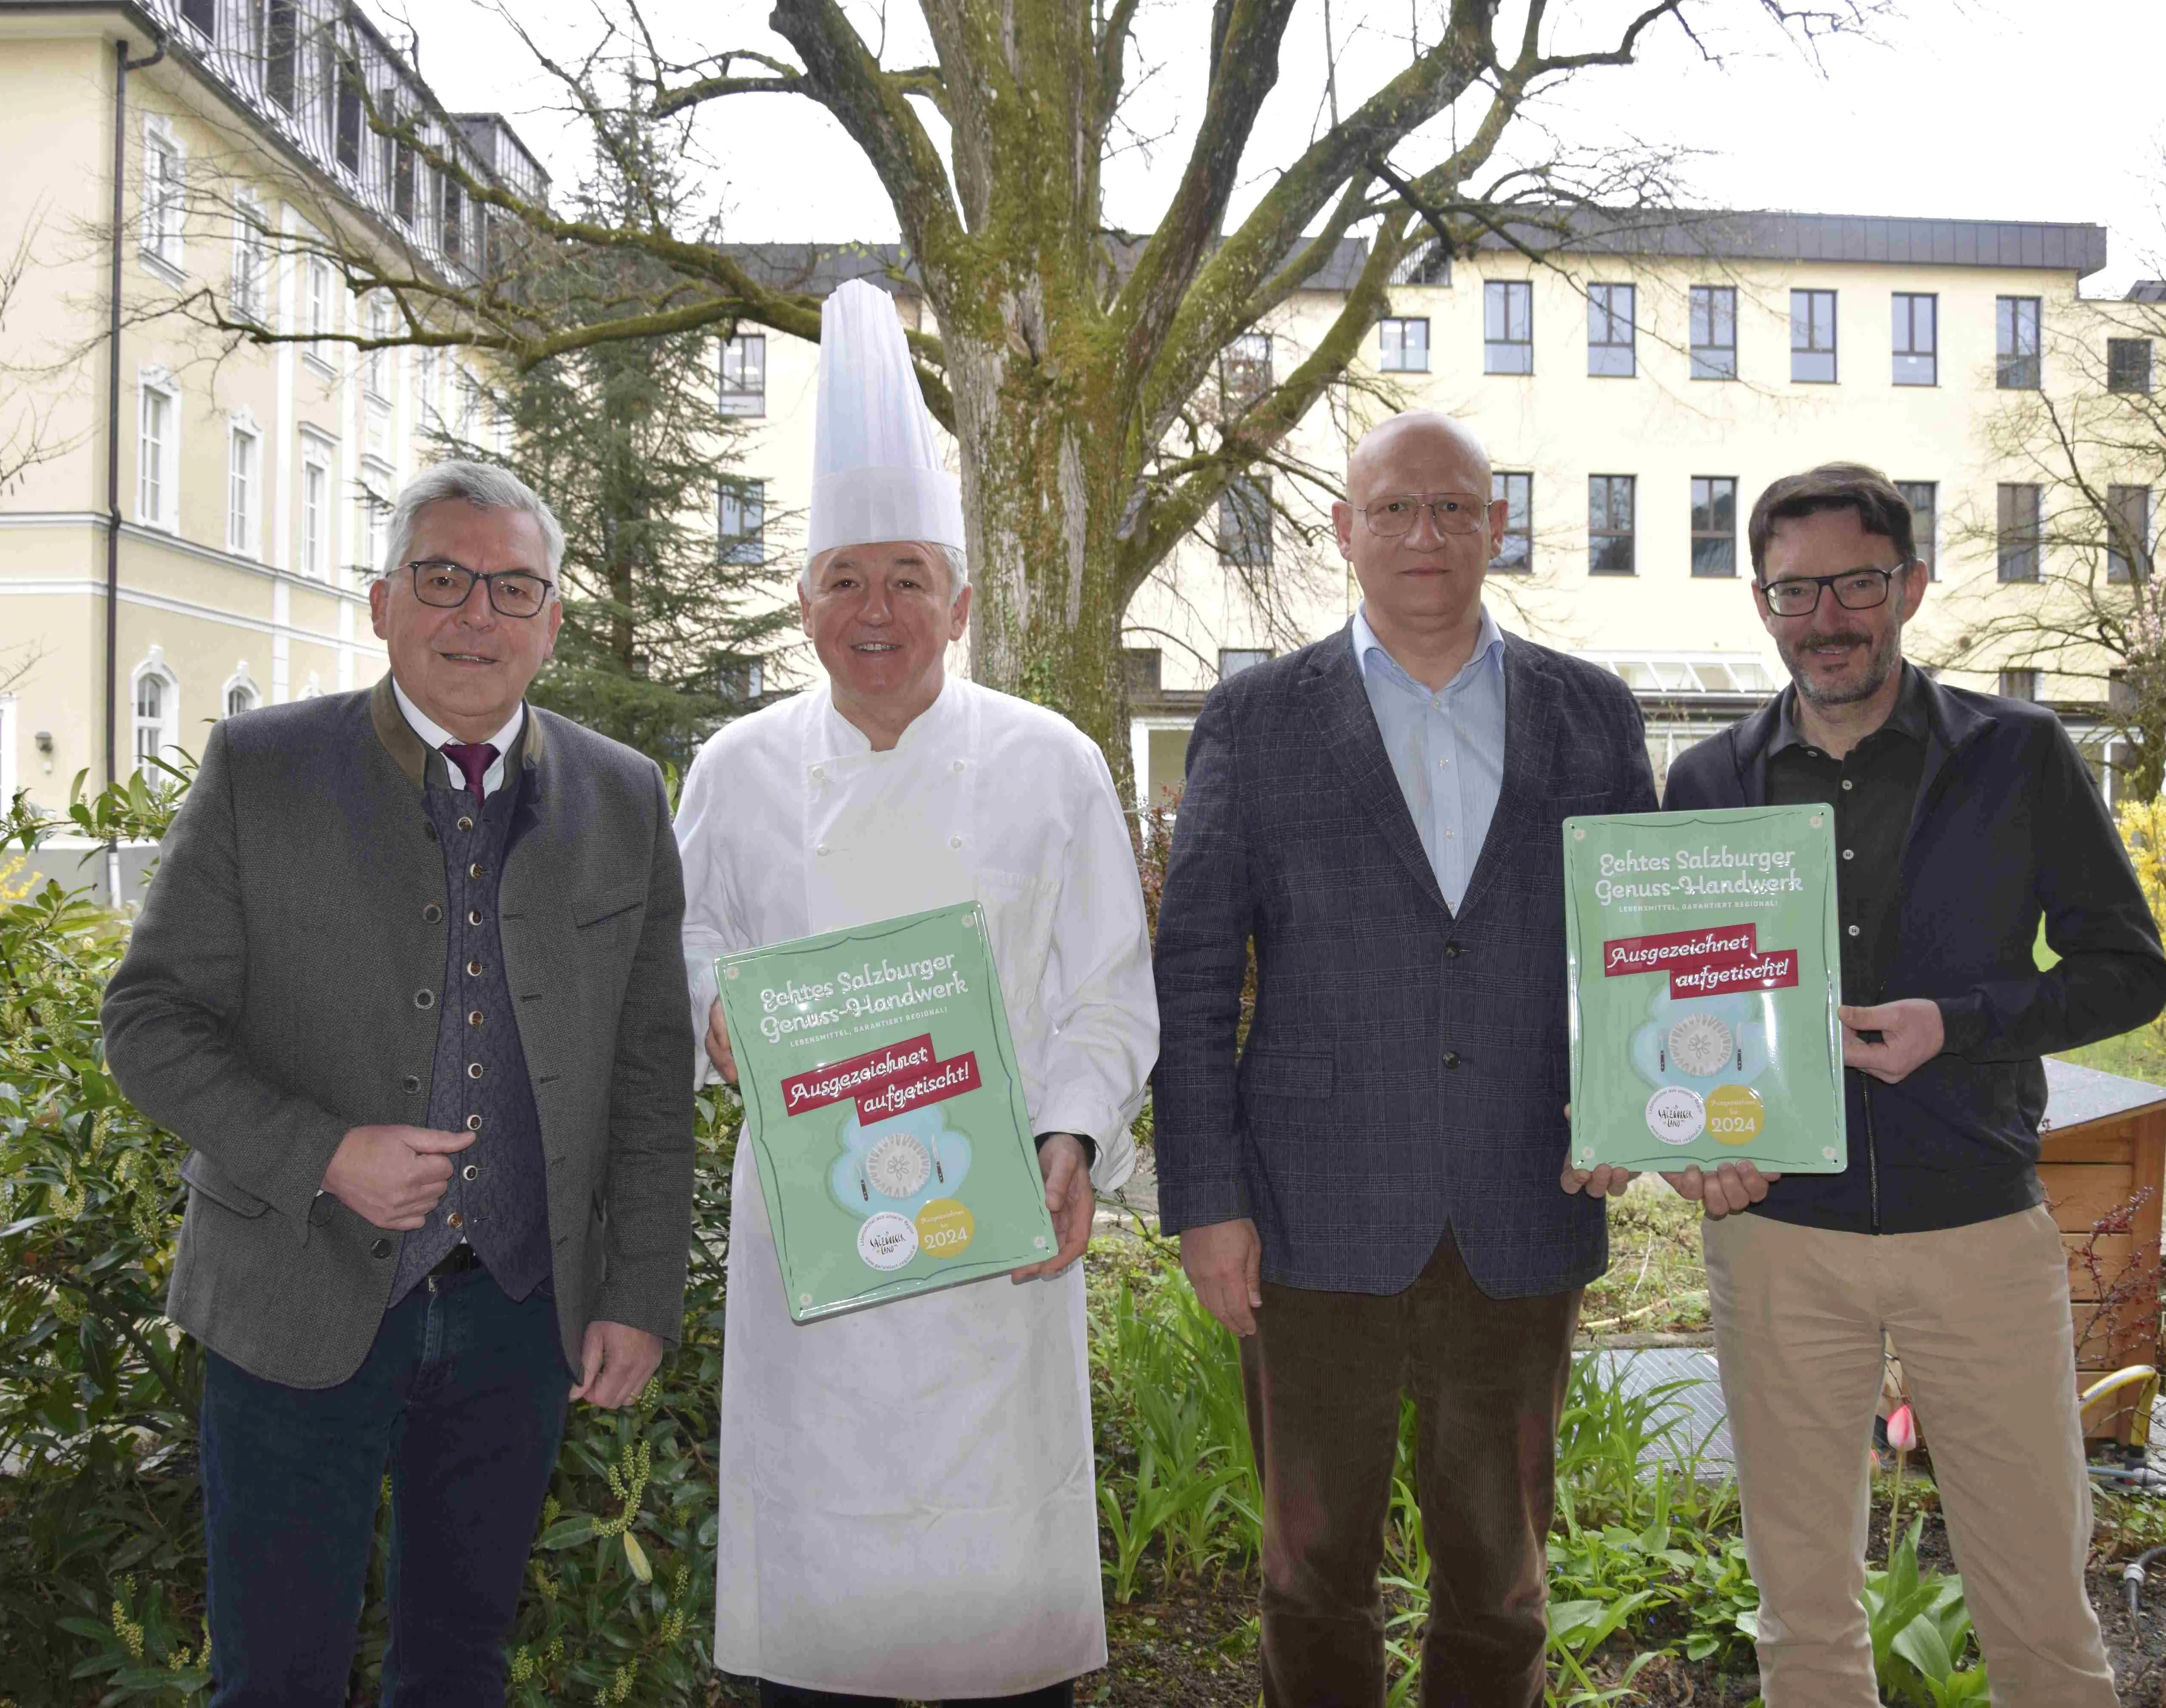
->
<box><xmin>1663</xmin><ymin>673</ymin><xmax>2166</xmax><ymax>1234</ymax></box>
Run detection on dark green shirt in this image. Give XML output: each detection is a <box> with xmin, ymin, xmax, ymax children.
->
<box><xmin>1763</xmin><ymin>664</ymin><xmax>1929</xmax><ymax>1005</ymax></box>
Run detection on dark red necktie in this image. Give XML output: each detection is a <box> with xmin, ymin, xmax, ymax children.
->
<box><xmin>441</xmin><ymin>741</ymin><xmax>498</xmax><ymax>798</ymax></box>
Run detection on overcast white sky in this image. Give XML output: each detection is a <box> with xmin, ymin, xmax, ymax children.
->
<box><xmin>379</xmin><ymin>0</ymin><xmax>2166</xmax><ymax>296</ymax></box>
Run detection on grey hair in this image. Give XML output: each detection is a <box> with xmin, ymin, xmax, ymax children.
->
<box><xmin>801</xmin><ymin>540</ymin><xmax>969</xmax><ymax>605</ymax></box>
<box><xmin>382</xmin><ymin>459</ymin><xmax>566</xmax><ymax>588</ymax></box>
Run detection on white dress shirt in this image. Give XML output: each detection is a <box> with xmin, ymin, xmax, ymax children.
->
<box><xmin>389</xmin><ymin>678</ymin><xmax>524</xmax><ymax>798</ymax></box>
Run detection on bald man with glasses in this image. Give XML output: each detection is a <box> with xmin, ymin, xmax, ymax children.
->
<box><xmin>1154</xmin><ymin>409</ymin><xmax>1655</xmax><ymax>1707</ymax></box>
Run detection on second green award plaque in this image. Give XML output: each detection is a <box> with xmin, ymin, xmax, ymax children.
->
<box><xmin>1564</xmin><ymin>805</ymin><xmax>1847</xmax><ymax>1175</ymax></box>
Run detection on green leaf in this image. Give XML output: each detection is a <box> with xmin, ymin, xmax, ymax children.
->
<box><xmin>538</xmin><ymin>1517</ymin><xmax>597</xmax><ymax>1549</ymax></box>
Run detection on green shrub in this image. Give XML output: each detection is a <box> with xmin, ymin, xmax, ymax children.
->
<box><xmin>0</xmin><ymin>777</ymin><xmax>729</xmax><ymax>1705</ymax></box>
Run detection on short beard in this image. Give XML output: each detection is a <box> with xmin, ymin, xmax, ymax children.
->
<box><xmin>1784</xmin><ymin>619</ymin><xmax>1903</xmax><ymax>709</ymax></box>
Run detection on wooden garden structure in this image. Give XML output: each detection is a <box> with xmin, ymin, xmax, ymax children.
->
<box><xmin>2040</xmin><ymin>1059</ymin><xmax>2166</xmax><ymax>1443</ymax></box>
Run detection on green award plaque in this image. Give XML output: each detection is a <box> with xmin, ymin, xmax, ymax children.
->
<box><xmin>716</xmin><ymin>902</ymin><xmax>1058</xmax><ymax>1322</ymax></box>
<box><xmin>1564</xmin><ymin>805</ymin><xmax>1847</xmax><ymax>1174</ymax></box>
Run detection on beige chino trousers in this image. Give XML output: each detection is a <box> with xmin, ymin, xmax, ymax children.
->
<box><xmin>1703</xmin><ymin>1205</ymin><xmax>2117</xmax><ymax>1705</ymax></box>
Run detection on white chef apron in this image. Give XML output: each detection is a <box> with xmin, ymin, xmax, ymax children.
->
<box><xmin>711</xmin><ymin>694</ymin><xmax>1106</xmax><ymax>1698</ymax></box>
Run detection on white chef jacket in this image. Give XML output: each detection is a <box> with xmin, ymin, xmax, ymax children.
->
<box><xmin>676</xmin><ymin>674</ymin><xmax>1158</xmax><ymax>1697</ymax></box>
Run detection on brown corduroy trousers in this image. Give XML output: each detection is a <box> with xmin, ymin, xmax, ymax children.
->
<box><xmin>1239</xmin><ymin>1228</ymin><xmax>1581</xmax><ymax>1708</ymax></box>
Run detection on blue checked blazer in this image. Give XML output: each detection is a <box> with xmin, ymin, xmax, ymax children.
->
<box><xmin>1152</xmin><ymin>623</ymin><xmax>1657</xmax><ymax>1299</ymax></box>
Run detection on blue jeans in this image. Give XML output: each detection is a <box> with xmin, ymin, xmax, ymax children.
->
<box><xmin>200</xmin><ymin>1266</ymin><xmax>570</xmax><ymax>1706</ymax></box>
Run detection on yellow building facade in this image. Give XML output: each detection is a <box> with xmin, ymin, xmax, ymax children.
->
<box><xmin>0</xmin><ymin>0</ymin><xmax>541</xmax><ymax>893</ymax></box>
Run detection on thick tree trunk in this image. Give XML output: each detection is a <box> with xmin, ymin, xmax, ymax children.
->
<box><xmin>947</xmin><ymin>324</ymin><xmax>1131</xmax><ymax>796</ymax></box>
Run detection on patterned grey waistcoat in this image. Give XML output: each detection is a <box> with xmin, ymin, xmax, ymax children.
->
<box><xmin>387</xmin><ymin>760</ymin><xmax>554</xmax><ymax>1305</ymax></box>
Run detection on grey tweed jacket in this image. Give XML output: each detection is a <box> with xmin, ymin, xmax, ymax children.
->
<box><xmin>102</xmin><ymin>675</ymin><xmax>696</xmax><ymax>1389</ymax></box>
<box><xmin>1152</xmin><ymin>624</ymin><xmax>1657</xmax><ymax>1299</ymax></box>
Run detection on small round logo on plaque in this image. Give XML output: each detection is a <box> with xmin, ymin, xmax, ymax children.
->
<box><xmin>1645</xmin><ymin>1086</ymin><xmax>1706</xmax><ymax>1146</ymax></box>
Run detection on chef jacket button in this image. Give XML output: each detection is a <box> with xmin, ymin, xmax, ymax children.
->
<box><xmin>949</xmin><ymin>835</ymin><xmax>963</xmax><ymax>849</ymax></box>
<box><xmin>462</xmin><ymin>1164</ymin><xmax>479</xmax><ymax>1182</ymax></box>
<box><xmin>370</xmin><ymin>1237</ymin><xmax>392</xmax><ymax>1258</ymax></box>
<box><xmin>401</xmin><ymin>1074</ymin><xmax>422</xmax><ymax>1094</ymax></box>
<box><xmin>816</xmin><ymin>842</ymin><xmax>830</xmax><ymax>856</ymax></box>
<box><xmin>952</xmin><ymin>759</ymin><xmax>965</xmax><ymax>774</ymax></box>
<box><xmin>414</xmin><ymin>989</ymin><xmax>435</xmax><ymax>1009</ymax></box>
<box><xmin>1442</xmin><ymin>1050</ymin><xmax>1460</xmax><ymax>1069</ymax></box>
<box><xmin>422</xmin><ymin>903</ymin><xmax>444</xmax><ymax>924</ymax></box>
<box><xmin>466</xmin><ymin>1114</ymin><xmax>484</xmax><ymax>1132</ymax></box>
<box><xmin>811</xmin><ymin>765</ymin><xmax>825</xmax><ymax>783</ymax></box>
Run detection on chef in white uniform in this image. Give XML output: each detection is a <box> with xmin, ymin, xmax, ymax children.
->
<box><xmin>676</xmin><ymin>280</ymin><xmax>1158</xmax><ymax>1707</ymax></box>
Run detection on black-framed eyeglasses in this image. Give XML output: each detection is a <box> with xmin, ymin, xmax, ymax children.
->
<box><xmin>407</xmin><ymin>559</ymin><xmax>556</xmax><ymax>618</ymax></box>
<box><xmin>1355</xmin><ymin>492</ymin><xmax>1489</xmax><ymax>538</ymax></box>
<box><xmin>1756</xmin><ymin>564</ymin><xmax>1907</xmax><ymax>618</ymax></box>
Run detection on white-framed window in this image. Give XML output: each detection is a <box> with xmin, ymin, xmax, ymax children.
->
<box><xmin>137</xmin><ymin>369</ymin><xmax>180</xmax><ymax>531</ymax></box>
<box><xmin>229</xmin><ymin>197</ymin><xmax>269</xmax><ymax>324</ymax></box>
<box><xmin>719</xmin><ymin>479</ymin><xmax>766</xmax><ymax>564</ymax></box>
<box><xmin>416</xmin><ymin>345</ymin><xmax>440</xmax><ymax>425</ymax></box>
<box><xmin>457</xmin><ymin>371</ymin><xmax>481</xmax><ymax>443</ymax></box>
<box><xmin>299</xmin><ymin>434</ymin><xmax>334</xmax><ymax>578</ymax></box>
<box><xmin>1378</xmin><ymin>317</ymin><xmax>1429</xmax><ymax>373</ymax></box>
<box><xmin>719</xmin><ymin>334</ymin><xmax>766</xmax><ymax>416</ymax></box>
<box><xmin>140</xmin><ymin>117</ymin><xmax>184</xmax><ymax>273</ymax></box>
<box><xmin>363</xmin><ymin>294</ymin><xmax>396</xmax><ymax>399</ymax></box>
<box><xmin>304</xmin><ymin>256</ymin><xmax>337</xmax><ymax>370</ymax></box>
<box><xmin>130</xmin><ymin>648</ymin><xmax>179</xmax><ymax>779</ymax></box>
<box><xmin>221</xmin><ymin>662</ymin><xmax>260</xmax><ymax>719</ymax></box>
<box><xmin>227</xmin><ymin>416</ymin><xmax>260</xmax><ymax>556</ymax></box>
<box><xmin>358</xmin><ymin>456</ymin><xmax>394</xmax><ymax>574</ymax></box>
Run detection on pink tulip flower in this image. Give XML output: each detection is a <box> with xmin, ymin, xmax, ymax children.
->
<box><xmin>1886</xmin><ymin>1402</ymin><xmax>1918</xmax><ymax>1452</ymax></box>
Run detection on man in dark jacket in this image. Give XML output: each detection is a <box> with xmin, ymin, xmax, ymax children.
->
<box><xmin>1663</xmin><ymin>462</ymin><xmax>2163</xmax><ymax>1705</ymax></box>
<box><xmin>103</xmin><ymin>461</ymin><xmax>696</xmax><ymax>1705</ymax></box>
<box><xmin>1154</xmin><ymin>410</ymin><xmax>1651</xmax><ymax>1707</ymax></box>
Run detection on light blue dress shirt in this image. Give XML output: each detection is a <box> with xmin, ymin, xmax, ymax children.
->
<box><xmin>1350</xmin><ymin>602</ymin><xmax>1508</xmax><ymax>912</ymax></box>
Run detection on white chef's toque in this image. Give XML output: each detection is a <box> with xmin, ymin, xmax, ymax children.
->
<box><xmin>809</xmin><ymin>279</ymin><xmax>965</xmax><ymax>556</ymax></box>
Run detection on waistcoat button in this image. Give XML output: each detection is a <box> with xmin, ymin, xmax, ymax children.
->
<box><xmin>468</xmin><ymin>909</ymin><xmax>484</xmax><ymax>927</ymax></box>
<box><xmin>457</xmin><ymin>816</ymin><xmax>475</xmax><ymax>833</ymax></box>
<box><xmin>468</xmin><ymin>862</ymin><xmax>485</xmax><ymax>880</ymax></box>
<box><xmin>467</xmin><ymin>959</ymin><xmax>484</xmax><ymax>977</ymax></box>
<box><xmin>468</xmin><ymin>1009</ymin><xmax>485</xmax><ymax>1028</ymax></box>
<box><xmin>447</xmin><ymin>1211</ymin><xmax>465</xmax><ymax>1231</ymax></box>
<box><xmin>466</xmin><ymin>1114</ymin><xmax>484</xmax><ymax>1132</ymax></box>
<box><xmin>468</xmin><ymin>1062</ymin><xmax>484</xmax><ymax>1079</ymax></box>
<box><xmin>462</xmin><ymin>1164</ymin><xmax>479</xmax><ymax>1182</ymax></box>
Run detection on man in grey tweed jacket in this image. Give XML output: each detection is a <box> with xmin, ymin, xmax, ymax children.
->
<box><xmin>102</xmin><ymin>462</ymin><xmax>694</xmax><ymax>1706</ymax></box>
<box><xmin>1154</xmin><ymin>412</ymin><xmax>1652</xmax><ymax>1708</ymax></box>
